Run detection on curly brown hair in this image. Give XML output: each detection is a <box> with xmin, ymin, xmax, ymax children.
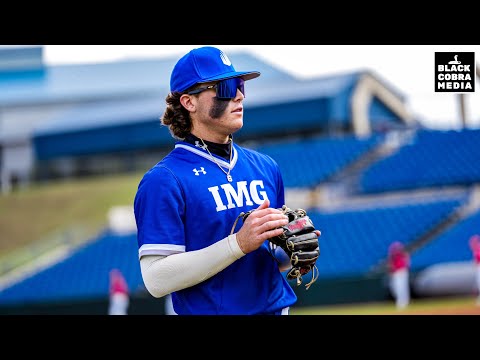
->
<box><xmin>160</xmin><ymin>92</ymin><xmax>192</xmax><ymax>140</ymax></box>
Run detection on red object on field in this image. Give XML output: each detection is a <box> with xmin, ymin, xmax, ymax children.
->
<box><xmin>470</xmin><ymin>234</ymin><xmax>480</xmax><ymax>250</ymax></box>
<box><xmin>388</xmin><ymin>242</ymin><xmax>410</xmax><ymax>273</ymax></box>
<box><xmin>469</xmin><ymin>235</ymin><xmax>480</xmax><ymax>264</ymax></box>
<box><xmin>109</xmin><ymin>268</ymin><xmax>129</xmax><ymax>296</ymax></box>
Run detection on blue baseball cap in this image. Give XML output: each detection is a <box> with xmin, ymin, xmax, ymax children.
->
<box><xmin>170</xmin><ymin>46</ymin><xmax>261</xmax><ymax>93</ymax></box>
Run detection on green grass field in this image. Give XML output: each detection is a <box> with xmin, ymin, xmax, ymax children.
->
<box><xmin>290</xmin><ymin>295</ymin><xmax>480</xmax><ymax>315</ymax></box>
<box><xmin>0</xmin><ymin>172</ymin><xmax>145</xmax><ymax>271</ymax></box>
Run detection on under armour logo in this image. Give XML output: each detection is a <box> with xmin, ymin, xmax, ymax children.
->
<box><xmin>193</xmin><ymin>167</ymin><xmax>207</xmax><ymax>176</ymax></box>
<box><xmin>195</xmin><ymin>141</ymin><xmax>207</xmax><ymax>150</ymax></box>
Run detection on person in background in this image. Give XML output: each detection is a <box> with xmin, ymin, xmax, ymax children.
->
<box><xmin>387</xmin><ymin>241</ymin><xmax>410</xmax><ymax>310</ymax></box>
<box><xmin>108</xmin><ymin>268</ymin><xmax>130</xmax><ymax>315</ymax></box>
<box><xmin>469</xmin><ymin>234</ymin><xmax>480</xmax><ymax>305</ymax></box>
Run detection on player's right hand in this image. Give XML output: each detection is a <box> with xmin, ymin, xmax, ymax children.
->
<box><xmin>235</xmin><ymin>199</ymin><xmax>289</xmax><ymax>254</ymax></box>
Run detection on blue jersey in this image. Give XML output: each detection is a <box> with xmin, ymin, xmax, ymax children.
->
<box><xmin>134</xmin><ymin>140</ymin><xmax>297</xmax><ymax>315</ymax></box>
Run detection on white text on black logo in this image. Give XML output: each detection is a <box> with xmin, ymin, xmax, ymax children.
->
<box><xmin>435</xmin><ymin>52</ymin><xmax>475</xmax><ymax>93</ymax></box>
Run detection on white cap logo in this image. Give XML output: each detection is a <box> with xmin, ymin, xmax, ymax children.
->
<box><xmin>219</xmin><ymin>51</ymin><xmax>232</xmax><ymax>66</ymax></box>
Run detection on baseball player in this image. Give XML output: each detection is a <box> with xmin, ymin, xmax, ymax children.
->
<box><xmin>387</xmin><ymin>242</ymin><xmax>410</xmax><ymax>309</ymax></box>
<box><xmin>469</xmin><ymin>234</ymin><xmax>480</xmax><ymax>305</ymax></box>
<box><xmin>108</xmin><ymin>268</ymin><xmax>129</xmax><ymax>315</ymax></box>
<box><xmin>134</xmin><ymin>46</ymin><xmax>320</xmax><ymax>315</ymax></box>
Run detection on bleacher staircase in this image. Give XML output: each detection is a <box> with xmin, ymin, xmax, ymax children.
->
<box><xmin>289</xmin><ymin>130</ymin><xmax>417</xmax><ymax>211</ymax></box>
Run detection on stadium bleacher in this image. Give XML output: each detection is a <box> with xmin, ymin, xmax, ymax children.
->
<box><xmin>256</xmin><ymin>133</ymin><xmax>383</xmax><ymax>188</ymax></box>
<box><xmin>0</xmin><ymin>231</ymin><xmax>143</xmax><ymax>306</ymax></box>
<box><xmin>411</xmin><ymin>208</ymin><xmax>480</xmax><ymax>272</ymax></box>
<box><xmin>360</xmin><ymin>128</ymin><xmax>480</xmax><ymax>193</ymax></box>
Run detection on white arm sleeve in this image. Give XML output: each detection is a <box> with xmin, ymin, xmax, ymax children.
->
<box><xmin>140</xmin><ymin>234</ymin><xmax>245</xmax><ymax>298</ymax></box>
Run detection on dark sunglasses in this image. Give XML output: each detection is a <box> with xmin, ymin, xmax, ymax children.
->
<box><xmin>187</xmin><ymin>77</ymin><xmax>245</xmax><ymax>99</ymax></box>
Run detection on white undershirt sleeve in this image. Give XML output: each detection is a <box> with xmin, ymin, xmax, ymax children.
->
<box><xmin>140</xmin><ymin>234</ymin><xmax>245</xmax><ymax>299</ymax></box>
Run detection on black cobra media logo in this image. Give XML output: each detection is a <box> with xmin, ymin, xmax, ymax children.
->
<box><xmin>435</xmin><ymin>52</ymin><xmax>475</xmax><ymax>92</ymax></box>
